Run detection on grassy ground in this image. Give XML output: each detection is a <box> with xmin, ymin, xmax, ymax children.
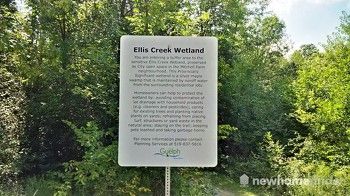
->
<box><xmin>2</xmin><ymin>172</ymin><xmax>274</xmax><ymax>196</ymax></box>
<box><xmin>208</xmin><ymin>172</ymin><xmax>272</xmax><ymax>196</ymax></box>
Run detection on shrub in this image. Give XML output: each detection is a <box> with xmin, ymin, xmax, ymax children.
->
<box><xmin>0</xmin><ymin>68</ymin><xmax>26</xmax><ymax>187</ymax></box>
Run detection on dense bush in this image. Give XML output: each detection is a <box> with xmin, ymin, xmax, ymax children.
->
<box><xmin>0</xmin><ymin>68</ymin><xmax>26</xmax><ymax>193</ymax></box>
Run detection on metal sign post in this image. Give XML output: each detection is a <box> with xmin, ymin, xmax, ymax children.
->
<box><xmin>165</xmin><ymin>167</ymin><xmax>171</xmax><ymax>196</ymax></box>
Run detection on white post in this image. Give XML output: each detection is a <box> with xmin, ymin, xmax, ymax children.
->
<box><xmin>165</xmin><ymin>167</ymin><xmax>171</xmax><ymax>196</ymax></box>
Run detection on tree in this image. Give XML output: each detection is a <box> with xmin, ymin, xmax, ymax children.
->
<box><xmin>217</xmin><ymin>2</ymin><xmax>292</xmax><ymax>158</ymax></box>
<box><xmin>0</xmin><ymin>3</ymin><xmax>26</xmax><ymax>188</ymax></box>
<box><xmin>18</xmin><ymin>0</ymin><xmax>121</xmax><ymax>174</ymax></box>
<box><xmin>0</xmin><ymin>68</ymin><xmax>26</xmax><ymax>186</ymax></box>
<box><xmin>127</xmin><ymin>0</ymin><xmax>193</xmax><ymax>35</ymax></box>
<box><xmin>293</xmin><ymin>40</ymin><xmax>350</xmax><ymax>165</ymax></box>
<box><xmin>299</xmin><ymin>44</ymin><xmax>319</xmax><ymax>58</ymax></box>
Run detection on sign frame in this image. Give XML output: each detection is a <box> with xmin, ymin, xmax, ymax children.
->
<box><xmin>118</xmin><ymin>35</ymin><xmax>218</xmax><ymax>167</ymax></box>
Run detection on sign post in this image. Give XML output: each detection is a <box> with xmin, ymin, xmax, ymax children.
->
<box><xmin>119</xmin><ymin>36</ymin><xmax>218</xmax><ymax>194</ymax></box>
<box><xmin>165</xmin><ymin>167</ymin><xmax>171</xmax><ymax>196</ymax></box>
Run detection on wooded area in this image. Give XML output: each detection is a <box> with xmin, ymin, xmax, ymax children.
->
<box><xmin>0</xmin><ymin>0</ymin><xmax>349</xmax><ymax>195</ymax></box>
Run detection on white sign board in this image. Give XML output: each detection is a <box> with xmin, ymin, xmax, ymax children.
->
<box><xmin>118</xmin><ymin>36</ymin><xmax>217</xmax><ymax>167</ymax></box>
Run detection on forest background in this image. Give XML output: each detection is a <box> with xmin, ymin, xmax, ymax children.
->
<box><xmin>1</xmin><ymin>0</ymin><xmax>349</xmax><ymax>195</ymax></box>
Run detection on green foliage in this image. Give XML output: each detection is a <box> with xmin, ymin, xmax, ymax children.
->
<box><xmin>127</xmin><ymin>0</ymin><xmax>193</xmax><ymax>35</ymax></box>
<box><xmin>262</xmin><ymin>132</ymin><xmax>285</xmax><ymax>171</ymax></box>
<box><xmin>16</xmin><ymin>0</ymin><xmax>121</xmax><ymax>174</ymax></box>
<box><xmin>293</xmin><ymin>37</ymin><xmax>350</xmax><ymax>165</ymax></box>
<box><xmin>280</xmin><ymin>160</ymin><xmax>350</xmax><ymax>195</ymax></box>
<box><xmin>223</xmin><ymin>132</ymin><xmax>285</xmax><ymax>182</ymax></box>
<box><xmin>50</xmin><ymin>122</ymin><xmax>217</xmax><ymax>195</ymax></box>
<box><xmin>1</xmin><ymin>0</ymin><xmax>349</xmax><ymax>195</ymax></box>
<box><xmin>218</xmin><ymin>124</ymin><xmax>237</xmax><ymax>140</ymax></box>
<box><xmin>215</xmin><ymin>1</ymin><xmax>294</xmax><ymax>162</ymax></box>
<box><xmin>0</xmin><ymin>68</ymin><xmax>26</xmax><ymax>186</ymax></box>
<box><xmin>49</xmin><ymin>122</ymin><xmax>151</xmax><ymax>195</ymax></box>
<box><xmin>23</xmin><ymin>176</ymin><xmax>55</xmax><ymax>196</ymax></box>
<box><xmin>64</xmin><ymin>121</ymin><xmax>103</xmax><ymax>152</ymax></box>
<box><xmin>209</xmin><ymin>172</ymin><xmax>271</xmax><ymax>196</ymax></box>
<box><xmin>299</xmin><ymin>44</ymin><xmax>319</xmax><ymax>58</ymax></box>
<box><xmin>272</xmin><ymin>22</ymin><xmax>350</xmax><ymax>194</ymax></box>
<box><xmin>172</xmin><ymin>169</ymin><xmax>216</xmax><ymax>195</ymax></box>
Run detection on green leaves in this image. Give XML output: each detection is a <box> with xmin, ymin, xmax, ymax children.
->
<box><xmin>0</xmin><ymin>68</ymin><xmax>26</xmax><ymax>186</ymax></box>
<box><xmin>218</xmin><ymin>124</ymin><xmax>237</xmax><ymax>140</ymax></box>
<box><xmin>1</xmin><ymin>0</ymin><xmax>349</xmax><ymax>195</ymax></box>
<box><xmin>64</xmin><ymin>121</ymin><xmax>103</xmax><ymax>152</ymax></box>
<box><xmin>127</xmin><ymin>0</ymin><xmax>193</xmax><ymax>35</ymax></box>
<box><xmin>276</xmin><ymin>13</ymin><xmax>350</xmax><ymax>195</ymax></box>
<box><xmin>293</xmin><ymin>46</ymin><xmax>350</xmax><ymax>138</ymax></box>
